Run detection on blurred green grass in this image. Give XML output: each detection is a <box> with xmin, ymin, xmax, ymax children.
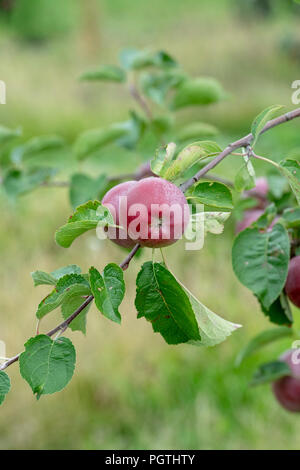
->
<box><xmin>0</xmin><ymin>0</ymin><xmax>300</xmax><ymax>450</ymax></box>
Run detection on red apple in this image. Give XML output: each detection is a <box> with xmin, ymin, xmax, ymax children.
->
<box><xmin>126</xmin><ymin>177</ymin><xmax>190</xmax><ymax>247</ymax></box>
<box><xmin>285</xmin><ymin>256</ymin><xmax>300</xmax><ymax>308</ymax></box>
<box><xmin>272</xmin><ymin>349</ymin><xmax>300</xmax><ymax>412</ymax></box>
<box><xmin>235</xmin><ymin>209</ymin><xmax>264</xmax><ymax>234</ymax></box>
<box><xmin>102</xmin><ymin>180</ymin><xmax>137</xmax><ymax>248</ymax></box>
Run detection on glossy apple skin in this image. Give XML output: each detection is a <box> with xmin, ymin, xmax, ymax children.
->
<box><xmin>126</xmin><ymin>177</ymin><xmax>190</xmax><ymax>248</ymax></box>
<box><xmin>102</xmin><ymin>180</ymin><xmax>137</xmax><ymax>248</ymax></box>
<box><xmin>285</xmin><ymin>256</ymin><xmax>300</xmax><ymax>308</ymax></box>
<box><xmin>272</xmin><ymin>350</ymin><xmax>300</xmax><ymax>412</ymax></box>
<box><xmin>235</xmin><ymin>209</ymin><xmax>264</xmax><ymax>234</ymax></box>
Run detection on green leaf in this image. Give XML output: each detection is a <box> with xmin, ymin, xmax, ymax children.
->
<box><xmin>51</xmin><ymin>265</ymin><xmax>82</xmax><ymax>279</ymax></box>
<box><xmin>36</xmin><ymin>274</ymin><xmax>91</xmax><ymax>320</ymax></box>
<box><xmin>19</xmin><ymin>335</ymin><xmax>76</xmax><ymax>398</ymax></box>
<box><xmin>236</xmin><ymin>327</ymin><xmax>293</xmax><ymax>367</ymax></box>
<box><xmin>69</xmin><ymin>173</ymin><xmax>108</xmax><ymax>210</ymax></box>
<box><xmin>203</xmin><ymin>212</ymin><xmax>231</xmax><ymax>235</ymax></box>
<box><xmin>279</xmin><ymin>159</ymin><xmax>300</xmax><ymax>205</ymax></box>
<box><xmin>234</xmin><ymin>163</ymin><xmax>255</xmax><ymax>192</ymax></box>
<box><xmin>177</xmin><ymin>122</ymin><xmax>219</xmax><ymax>141</ymax></box>
<box><xmin>232</xmin><ymin>224</ymin><xmax>290</xmax><ymax>309</ymax></box>
<box><xmin>140</xmin><ymin>70</ymin><xmax>185</xmax><ymax>105</ymax></box>
<box><xmin>183</xmin><ymin>287</ymin><xmax>241</xmax><ymax>347</ymax></box>
<box><xmin>136</xmin><ymin>262</ymin><xmax>240</xmax><ymax>346</ymax></box>
<box><xmin>2</xmin><ymin>167</ymin><xmax>57</xmax><ymax>199</ymax></box>
<box><xmin>253</xmin><ymin>203</ymin><xmax>277</xmax><ymax>230</ymax></box>
<box><xmin>282</xmin><ymin>207</ymin><xmax>300</xmax><ymax>227</ymax></box>
<box><xmin>135</xmin><ymin>262</ymin><xmax>200</xmax><ymax>344</ymax></box>
<box><xmin>79</xmin><ymin>65</ymin><xmax>126</xmax><ymax>83</ymax></box>
<box><xmin>21</xmin><ymin>135</ymin><xmax>65</xmax><ymax>160</ymax></box>
<box><xmin>243</xmin><ymin>152</ymin><xmax>256</xmax><ymax>178</ymax></box>
<box><xmin>153</xmin><ymin>50</ymin><xmax>178</xmax><ymax>68</ymax></box>
<box><xmin>61</xmin><ymin>294</ymin><xmax>91</xmax><ymax>334</ymax></box>
<box><xmin>250</xmin><ymin>360</ymin><xmax>291</xmax><ymax>386</ymax></box>
<box><xmin>251</xmin><ymin>105</ymin><xmax>284</xmax><ymax>147</ymax></box>
<box><xmin>0</xmin><ymin>371</ymin><xmax>11</xmax><ymax>405</ymax></box>
<box><xmin>119</xmin><ymin>48</ymin><xmax>177</xmax><ymax>71</ymax></box>
<box><xmin>55</xmin><ymin>200</ymin><xmax>115</xmax><ymax>248</ymax></box>
<box><xmin>162</xmin><ymin>141</ymin><xmax>222</xmax><ymax>182</ymax></box>
<box><xmin>0</xmin><ymin>125</ymin><xmax>21</xmax><ymax>145</ymax></box>
<box><xmin>31</xmin><ymin>271</ymin><xmax>58</xmax><ymax>287</ymax></box>
<box><xmin>31</xmin><ymin>264</ymin><xmax>82</xmax><ymax>287</ymax></box>
<box><xmin>116</xmin><ymin>111</ymin><xmax>146</xmax><ymax>150</ymax></box>
<box><xmin>258</xmin><ymin>292</ymin><xmax>293</xmax><ymax>326</ymax></box>
<box><xmin>171</xmin><ymin>77</ymin><xmax>225</xmax><ymax>110</ymax></box>
<box><xmin>267</xmin><ymin>172</ymin><xmax>288</xmax><ymax>199</ymax></box>
<box><xmin>185</xmin><ymin>211</ymin><xmax>231</xmax><ymax>239</ymax></box>
<box><xmin>279</xmin><ymin>291</ymin><xmax>294</xmax><ymax>323</ymax></box>
<box><xmin>74</xmin><ymin>125</ymin><xmax>129</xmax><ymax>160</ymax></box>
<box><xmin>151</xmin><ymin>115</ymin><xmax>173</xmax><ymax>135</ymax></box>
<box><xmin>89</xmin><ymin>264</ymin><xmax>125</xmax><ymax>324</ymax></box>
<box><xmin>119</xmin><ymin>48</ymin><xmax>153</xmax><ymax>70</ymax></box>
<box><xmin>150</xmin><ymin>142</ymin><xmax>177</xmax><ymax>176</ymax></box>
<box><xmin>190</xmin><ymin>181</ymin><xmax>233</xmax><ymax>210</ymax></box>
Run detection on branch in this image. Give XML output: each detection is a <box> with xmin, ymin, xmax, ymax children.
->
<box><xmin>203</xmin><ymin>173</ymin><xmax>233</xmax><ymax>187</ymax></box>
<box><xmin>0</xmin><ymin>243</ymin><xmax>141</xmax><ymax>371</ymax></box>
<box><xmin>180</xmin><ymin>108</ymin><xmax>300</xmax><ymax>192</ymax></box>
<box><xmin>128</xmin><ymin>83</ymin><xmax>153</xmax><ymax>121</ymax></box>
<box><xmin>2</xmin><ymin>107</ymin><xmax>300</xmax><ymax>372</ymax></box>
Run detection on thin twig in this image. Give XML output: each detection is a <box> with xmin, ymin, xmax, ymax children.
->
<box><xmin>0</xmin><ymin>244</ymin><xmax>140</xmax><ymax>371</ymax></box>
<box><xmin>119</xmin><ymin>243</ymin><xmax>141</xmax><ymax>270</ymax></box>
<box><xmin>128</xmin><ymin>83</ymin><xmax>153</xmax><ymax>121</ymax></box>
<box><xmin>180</xmin><ymin>108</ymin><xmax>300</xmax><ymax>193</ymax></box>
<box><xmin>250</xmin><ymin>151</ymin><xmax>280</xmax><ymax>169</ymax></box>
<box><xmin>2</xmin><ymin>108</ymin><xmax>300</xmax><ymax>372</ymax></box>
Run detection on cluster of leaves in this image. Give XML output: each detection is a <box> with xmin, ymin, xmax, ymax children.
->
<box><xmin>0</xmin><ymin>141</ymin><xmax>241</xmax><ymax>403</ymax></box>
<box><xmin>0</xmin><ymin>256</ymin><xmax>240</xmax><ymax>403</ymax></box>
<box><xmin>0</xmin><ymin>47</ymin><xmax>225</xmax><ymax>210</ymax></box>
<box><xmin>231</xmin><ymin>106</ymin><xmax>300</xmax><ymax>386</ymax></box>
<box><xmin>0</xmin><ymin>129</ymin><xmax>66</xmax><ymax>200</ymax></box>
<box><xmin>1</xmin><ymin>46</ymin><xmax>300</xmax><ymax>404</ymax></box>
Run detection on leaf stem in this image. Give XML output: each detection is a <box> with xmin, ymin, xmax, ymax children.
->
<box><xmin>180</xmin><ymin>107</ymin><xmax>300</xmax><ymax>193</ymax></box>
<box><xmin>250</xmin><ymin>152</ymin><xmax>280</xmax><ymax>169</ymax></box>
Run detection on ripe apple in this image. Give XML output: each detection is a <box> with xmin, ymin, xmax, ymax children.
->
<box><xmin>102</xmin><ymin>180</ymin><xmax>137</xmax><ymax>248</ymax></box>
<box><xmin>235</xmin><ymin>209</ymin><xmax>264</xmax><ymax>234</ymax></box>
<box><xmin>285</xmin><ymin>256</ymin><xmax>300</xmax><ymax>308</ymax></box>
<box><xmin>126</xmin><ymin>177</ymin><xmax>190</xmax><ymax>247</ymax></box>
<box><xmin>272</xmin><ymin>349</ymin><xmax>300</xmax><ymax>412</ymax></box>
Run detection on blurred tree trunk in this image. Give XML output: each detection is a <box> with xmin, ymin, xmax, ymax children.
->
<box><xmin>80</xmin><ymin>0</ymin><xmax>102</xmax><ymax>59</ymax></box>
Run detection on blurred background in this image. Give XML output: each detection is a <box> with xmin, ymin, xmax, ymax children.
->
<box><xmin>1</xmin><ymin>0</ymin><xmax>300</xmax><ymax>450</ymax></box>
